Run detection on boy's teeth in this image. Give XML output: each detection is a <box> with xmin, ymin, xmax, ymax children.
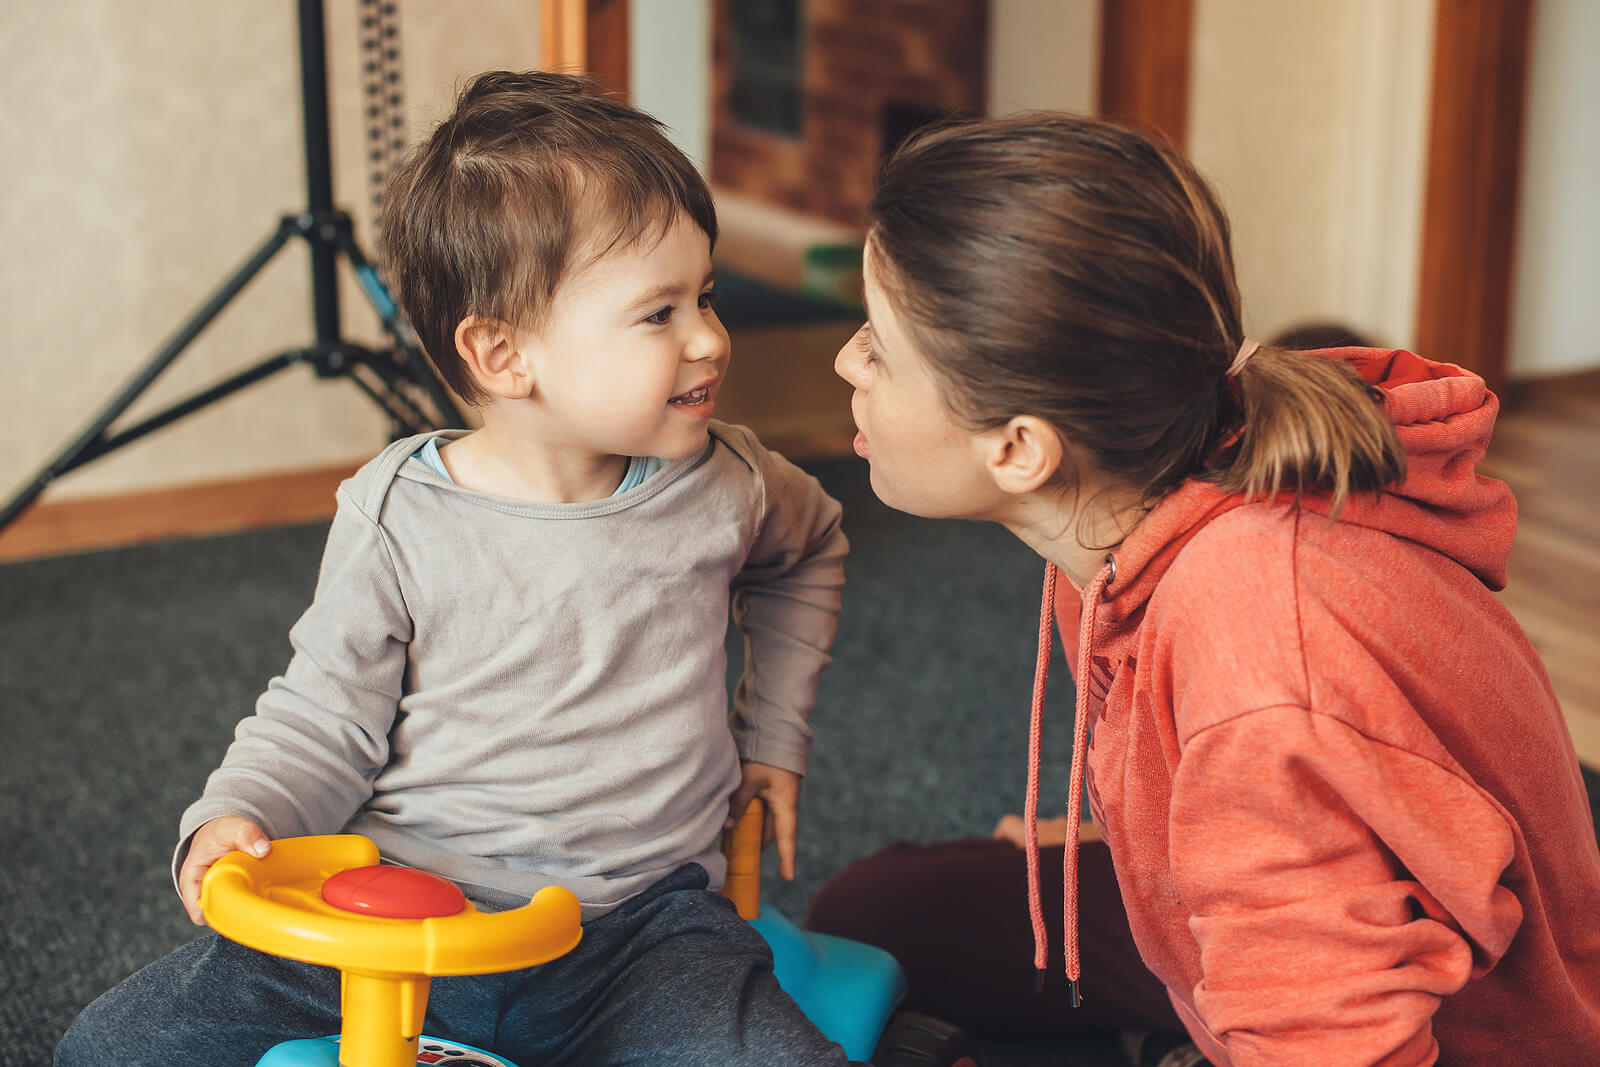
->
<box><xmin>671</xmin><ymin>387</ymin><xmax>708</xmax><ymax>404</ymax></box>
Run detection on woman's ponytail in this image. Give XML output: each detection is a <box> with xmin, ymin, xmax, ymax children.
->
<box><xmin>1215</xmin><ymin>346</ymin><xmax>1406</xmax><ymax>519</ymax></box>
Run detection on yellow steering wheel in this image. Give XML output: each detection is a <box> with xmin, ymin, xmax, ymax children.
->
<box><xmin>201</xmin><ymin>834</ymin><xmax>582</xmax><ymax>1067</ymax></box>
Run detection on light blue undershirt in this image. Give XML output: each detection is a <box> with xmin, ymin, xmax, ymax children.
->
<box><xmin>413</xmin><ymin>437</ymin><xmax>665</xmax><ymax>495</ymax></box>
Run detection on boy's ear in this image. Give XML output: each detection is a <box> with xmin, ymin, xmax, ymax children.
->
<box><xmin>454</xmin><ymin>316</ymin><xmax>533</xmax><ymax>400</ymax></box>
<box><xmin>981</xmin><ymin>415</ymin><xmax>1066</xmax><ymax>495</ymax></box>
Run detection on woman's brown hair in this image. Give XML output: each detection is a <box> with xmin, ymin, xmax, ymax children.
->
<box><xmin>867</xmin><ymin>114</ymin><xmax>1404</xmax><ymax>518</ymax></box>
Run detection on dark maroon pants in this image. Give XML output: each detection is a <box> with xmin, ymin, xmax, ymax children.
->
<box><xmin>804</xmin><ymin>837</ymin><xmax>1184</xmax><ymax>1036</ymax></box>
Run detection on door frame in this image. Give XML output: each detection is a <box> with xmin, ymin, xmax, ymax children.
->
<box><xmin>1414</xmin><ymin>0</ymin><xmax>1535</xmax><ymax>392</ymax></box>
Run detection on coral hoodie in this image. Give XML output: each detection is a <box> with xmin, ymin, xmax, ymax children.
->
<box><xmin>1028</xmin><ymin>349</ymin><xmax>1600</xmax><ymax>1065</ymax></box>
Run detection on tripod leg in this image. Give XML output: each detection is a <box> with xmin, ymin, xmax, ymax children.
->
<box><xmin>0</xmin><ymin>222</ymin><xmax>296</xmax><ymax>533</ymax></box>
<box><xmin>343</xmin><ymin>364</ymin><xmax>437</xmax><ymax>432</ymax></box>
<box><xmin>336</xmin><ymin>229</ymin><xmax>466</xmax><ymax>429</ymax></box>
<box><xmin>89</xmin><ymin>353</ymin><xmax>302</xmax><ymax>460</ymax></box>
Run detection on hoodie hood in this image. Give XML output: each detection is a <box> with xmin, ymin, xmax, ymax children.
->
<box><xmin>1021</xmin><ymin>347</ymin><xmax>1518</xmax><ymax>999</ymax></box>
<box><xmin>1102</xmin><ymin>348</ymin><xmax>1516</xmax><ymax>625</ymax></box>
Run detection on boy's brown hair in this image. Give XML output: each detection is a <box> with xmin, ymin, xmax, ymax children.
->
<box><xmin>380</xmin><ymin>71</ymin><xmax>718</xmax><ymax>404</ymax></box>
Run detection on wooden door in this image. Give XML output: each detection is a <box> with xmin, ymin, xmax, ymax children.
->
<box><xmin>542</xmin><ymin>0</ymin><xmax>630</xmax><ymax>96</ymax></box>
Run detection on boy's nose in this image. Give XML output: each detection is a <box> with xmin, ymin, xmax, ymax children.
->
<box><xmin>687</xmin><ymin>316</ymin><xmax>728</xmax><ymax>363</ymax></box>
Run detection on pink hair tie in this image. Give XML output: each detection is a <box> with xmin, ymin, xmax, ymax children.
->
<box><xmin>1226</xmin><ymin>337</ymin><xmax>1259</xmax><ymax>377</ymax></box>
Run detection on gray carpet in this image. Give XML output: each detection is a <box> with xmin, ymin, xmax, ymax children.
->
<box><xmin>7</xmin><ymin>455</ymin><xmax>1597</xmax><ymax>1067</ymax></box>
<box><xmin>0</xmin><ymin>456</ymin><xmax>1117</xmax><ymax>1067</ymax></box>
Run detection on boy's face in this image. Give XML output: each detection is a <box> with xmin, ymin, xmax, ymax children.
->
<box><xmin>520</xmin><ymin>212</ymin><xmax>729</xmax><ymax>460</ymax></box>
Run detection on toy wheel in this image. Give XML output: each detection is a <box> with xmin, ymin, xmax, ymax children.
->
<box><xmin>201</xmin><ymin>834</ymin><xmax>581</xmax><ymax>976</ymax></box>
<box><xmin>203</xmin><ymin>835</ymin><xmax>580</xmax><ymax>1067</ymax></box>
<box><xmin>871</xmin><ymin>1011</ymin><xmax>982</xmax><ymax>1067</ymax></box>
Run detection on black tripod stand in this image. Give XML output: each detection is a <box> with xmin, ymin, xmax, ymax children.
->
<box><xmin>0</xmin><ymin>0</ymin><xmax>462</xmax><ymax>535</ymax></box>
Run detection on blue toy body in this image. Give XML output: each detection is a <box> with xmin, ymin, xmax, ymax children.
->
<box><xmin>253</xmin><ymin>908</ymin><xmax>905</xmax><ymax>1066</ymax></box>
<box><xmin>258</xmin><ymin>1035</ymin><xmax>515</xmax><ymax>1066</ymax></box>
<box><xmin>751</xmin><ymin>907</ymin><xmax>907</xmax><ymax>1062</ymax></box>
<box><xmin>231</xmin><ymin>821</ymin><xmax>918</xmax><ymax>1066</ymax></box>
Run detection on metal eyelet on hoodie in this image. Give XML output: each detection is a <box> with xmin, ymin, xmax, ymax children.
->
<box><xmin>1104</xmin><ymin>553</ymin><xmax>1117</xmax><ymax>591</ymax></box>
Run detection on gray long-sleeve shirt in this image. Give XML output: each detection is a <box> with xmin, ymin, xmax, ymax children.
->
<box><xmin>176</xmin><ymin>422</ymin><xmax>847</xmax><ymax>916</ymax></box>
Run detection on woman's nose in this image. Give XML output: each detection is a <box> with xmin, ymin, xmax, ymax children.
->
<box><xmin>834</xmin><ymin>332</ymin><xmax>866</xmax><ymax>386</ymax></box>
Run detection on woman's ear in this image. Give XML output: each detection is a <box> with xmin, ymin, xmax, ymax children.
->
<box><xmin>454</xmin><ymin>316</ymin><xmax>534</xmax><ymax>400</ymax></box>
<box><xmin>982</xmin><ymin>415</ymin><xmax>1066</xmax><ymax>495</ymax></box>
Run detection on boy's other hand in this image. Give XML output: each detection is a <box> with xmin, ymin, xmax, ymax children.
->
<box><xmin>726</xmin><ymin>762</ymin><xmax>802</xmax><ymax>882</ymax></box>
<box><xmin>992</xmin><ymin>814</ymin><xmax>1100</xmax><ymax>849</ymax></box>
<box><xmin>179</xmin><ymin>816</ymin><xmax>271</xmax><ymax>926</ymax></box>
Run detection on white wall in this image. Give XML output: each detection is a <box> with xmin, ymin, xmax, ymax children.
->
<box><xmin>989</xmin><ymin>0</ymin><xmax>1438</xmax><ymax>352</ymax></box>
<box><xmin>1188</xmin><ymin>0</ymin><xmax>1435</xmax><ymax>349</ymax></box>
<box><xmin>631</xmin><ymin>0</ymin><xmax>712</xmax><ymax>172</ymax></box>
<box><xmin>988</xmin><ymin>0</ymin><xmax>1099</xmax><ymax>116</ymax></box>
<box><xmin>1509</xmin><ymin>0</ymin><xmax>1600</xmax><ymax>379</ymax></box>
<box><xmin>1</xmin><ymin>1</ymin><xmax>541</xmax><ymax>503</ymax></box>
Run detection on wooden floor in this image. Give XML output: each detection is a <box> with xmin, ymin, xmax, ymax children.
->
<box><xmin>1481</xmin><ymin>372</ymin><xmax>1600</xmax><ymax>766</ymax></box>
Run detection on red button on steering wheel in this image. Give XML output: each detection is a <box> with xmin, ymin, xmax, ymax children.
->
<box><xmin>321</xmin><ymin>864</ymin><xmax>468</xmax><ymax>919</ymax></box>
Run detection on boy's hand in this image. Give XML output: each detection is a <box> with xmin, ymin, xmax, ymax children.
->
<box><xmin>178</xmin><ymin>816</ymin><xmax>271</xmax><ymax>926</ymax></box>
<box><xmin>726</xmin><ymin>762</ymin><xmax>802</xmax><ymax>882</ymax></box>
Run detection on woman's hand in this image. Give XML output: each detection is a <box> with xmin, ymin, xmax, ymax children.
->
<box><xmin>992</xmin><ymin>814</ymin><xmax>1101</xmax><ymax>848</ymax></box>
<box><xmin>177</xmin><ymin>816</ymin><xmax>271</xmax><ymax>926</ymax></box>
<box><xmin>726</xmin><ymin>762</ymin><xmax>803</xmax><ymax>881</ymax></box>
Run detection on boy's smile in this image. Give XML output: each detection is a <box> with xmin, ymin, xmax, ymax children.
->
<box><xmin>668</xmin><ymin>383</ymin><xmax>714</xmax><ymax>410</ymax></box>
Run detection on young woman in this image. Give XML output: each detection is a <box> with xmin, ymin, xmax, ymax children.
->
<box><xmin>807</xmin><ymin>114</ymin><xmax>1600</xmax><ymax>1066</ymax></box>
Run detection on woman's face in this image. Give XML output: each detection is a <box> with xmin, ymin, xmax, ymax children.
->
<box><xmin>834</xmin><ymin>246</ymin><xmax>1004</xmax><ymax>520</ymax></box>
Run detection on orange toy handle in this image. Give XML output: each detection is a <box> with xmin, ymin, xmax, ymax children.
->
<box><xmin>721</xmin><ymin>798</ymin><xmax>765</xmax><ymax>920</ymax></box>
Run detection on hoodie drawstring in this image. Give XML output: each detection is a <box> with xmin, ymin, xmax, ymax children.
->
<box><xmin>1023</xmin><ymin>562</ymin><xmax>1058</xmax><ymax>991</ymax></box>
<box><xmin>1024</xmin><ymin>556</ymin><xmax>1113</xmax><ymax>1008</ymax></box>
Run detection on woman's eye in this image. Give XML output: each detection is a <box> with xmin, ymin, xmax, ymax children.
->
<box><xmin>645</xmin><ymin>306</ymin><xmax>673</xmax><ymax>325</ymax></box>
<box><xmin>698</xmin><ymin>289</ymin><xmax>720</xmax><ymax>310</ymax></box>
<box><xmin>855</xmin><ymin>325</ymin><xmax>877</xmax><ymax>362</ymax></box>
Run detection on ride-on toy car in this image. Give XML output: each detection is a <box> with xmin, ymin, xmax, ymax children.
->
<box><xmin>200</xmin><ymin>801</ymin><xmax>979</xmax><ymax>1066</ymax></box>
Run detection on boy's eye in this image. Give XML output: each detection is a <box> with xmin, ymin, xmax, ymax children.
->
<box><xmin>645</xmin><ymin>306</ymin><xmax>674</xmax><ymax>325</ymax></box>
<box><xmin>698</xmin><ymin>289</ymin><xmax>720</xmax><ymax>310</ymax></box>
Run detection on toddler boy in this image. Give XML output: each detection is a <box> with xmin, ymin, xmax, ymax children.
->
<box><xmin>57</xmin><ymin>71</ymin><xmax>851</xmax><ymax>1066</ymax></box>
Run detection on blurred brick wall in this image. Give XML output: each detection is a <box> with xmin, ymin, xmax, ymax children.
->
<box><xmin>711</xmin><ymin>0</ymin><xmax>988</xmax><ymax>226</ymax></box>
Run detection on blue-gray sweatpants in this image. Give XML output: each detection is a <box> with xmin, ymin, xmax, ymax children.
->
<box><xmin>57</xmin><ymin>864</ymin><xmax>853</xmax><ymax>1066</ymax></box>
